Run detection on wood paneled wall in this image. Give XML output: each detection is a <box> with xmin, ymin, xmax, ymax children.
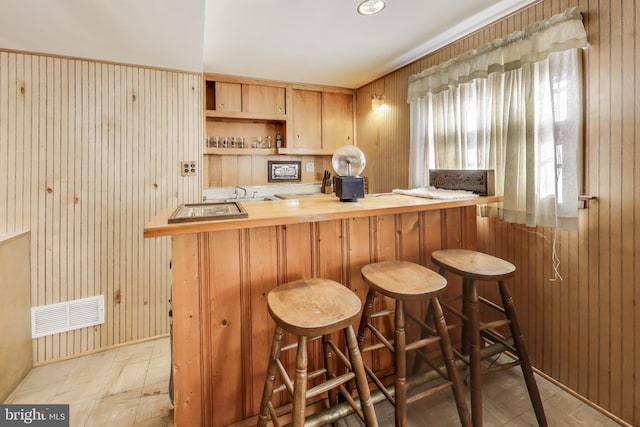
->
<box><xmin>0</xmin><ymin>50</ymin><xmax>202</xmax><ymax>363</ymax></box>
<box><xmin>356</xmin><ymin>0</ymin><xmax>639</xmax><ymax>425</ymax></box>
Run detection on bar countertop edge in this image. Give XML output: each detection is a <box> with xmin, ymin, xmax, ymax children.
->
<box><xmin>144</xmin><ymin>194</ymin><xmax>502</xmax><ymax>238</ymax></box>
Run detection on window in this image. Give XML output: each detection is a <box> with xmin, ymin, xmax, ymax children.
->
<box><xmin>407</xmin><ymin>8</ymin><xmax>587</xmax><ymax>231</ymax></box>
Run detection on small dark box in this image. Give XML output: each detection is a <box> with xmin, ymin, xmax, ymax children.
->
<box><xmin>335</xmin><ymin>176</ymin><xmax>365</xmax><ymax>202</ymax></box>
<box><xmin>429</xmin><ymin>169</ymin><xmax>495</xmax><ymax>196</ymax></box>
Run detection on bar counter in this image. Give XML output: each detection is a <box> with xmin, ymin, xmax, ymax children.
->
<box><xmin>144</xmin><ymin>193</ymin><xmax>500</xmax><ymax>427</ymax></box>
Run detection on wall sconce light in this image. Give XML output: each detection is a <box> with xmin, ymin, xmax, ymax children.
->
<box><xmin>371</xmin><ymin>95</ymin><xmax>385</xmax><ymax>111</ymax></box>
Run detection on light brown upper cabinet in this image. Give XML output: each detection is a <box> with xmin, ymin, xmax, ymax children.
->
<box><xmin>322</xmin><ymin>92</ymin><xmax>354</xmax><ymax>153</ymax></box>
<box><xmin>205</xmin><ymin>77</ymin><xmax>286</xmax><ymax>119</ymax></box>
<box><xmin>242</xmin><ymin>84</ymin><xmax>285</xmax><ymax>115</ymax></box>
<box><xmin>285</xmin><ymin>88</ymin><xmax>354</xmax><ymax>155</ymax></box>
<box><xmin>289</xmin><ymin>89</ymin><xmax>322</xmax><ymax>152</ymax></box>
<box><xmin>211</xmin><ymin>81</ymin><xmax>242</xmax><ymax>112</ymax></box>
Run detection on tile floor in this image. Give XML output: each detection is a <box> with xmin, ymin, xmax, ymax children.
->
<box><xmin>5</xmin><ymin>337</ymin><xmax>626</xmax><ymax>427</ymax></box>
<box><xmin>5</xmin><ymin>337</ymin><xmax>172</xmax><ymax>427</ymax></box>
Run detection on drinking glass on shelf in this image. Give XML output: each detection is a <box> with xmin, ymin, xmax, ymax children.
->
<box><xmin>256</xmin><ymin>136</ymin><xmax>263</xmax><ymax>148</ymax></box>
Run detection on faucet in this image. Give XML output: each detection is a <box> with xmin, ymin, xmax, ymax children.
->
<box><xmin>234</xmin><ymin>186</ymin><xmax>248</xmax><ymax>199</ymax></box>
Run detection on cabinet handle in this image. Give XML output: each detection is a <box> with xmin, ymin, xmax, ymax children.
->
<box><xmin>347</xmin><ymin>136</ymin><xmax>351</xmax><ymax>140</ymax></box>
<box><xmin>297</xmin><ymin>134</ymin><xmax>300</xmax><ymax>139</ymax></box>
<box><xmin>219</xmin><ymin>103</ymin><xmax>224</xmax><ymax>109</ymax></box>
<box><xmin>278</xmin><ymin>106</ymin><xmax>283</xmax><ymax>112</ymax></box>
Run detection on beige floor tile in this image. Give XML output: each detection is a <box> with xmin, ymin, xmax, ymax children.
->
<box><xmin>115</xmin><ymin>341</ymin><xmax>155</xmax><ymax>363</ymax></box>
<box><xmin>134</xmin><ymin>392</ymin><xmax>172</xmax><ymax>424</ymax></box>
<box><xmin>5</xmin><ymin>385</ymin><xmax>59</xmax><ymax>405</ymax></box>
<box><xmin>8</xmin><ymin>358</ymin><xmax>77</xmax><ymax>397</ymax></box>
<box><xmin>151</xmin><ymin>337</ymin><xmax>171</xmax><ymax>358</ymax></box>
<box><xmin>104</xmin><ymin>360</ymin><xmax>149</xmax><ymax>397</ymax></box>
<box><xmin>142</xmin><ymin>380</ymin><xmax>170</xmax><ymax>397</ymax></box>
<box><xmin>60</xmin><ymin>397</ymin><xmax>96</xmax><ymax>427</ymax></box>
<box><xmin>144</xmin><ymin>361</ymin><xmax>170</xmax><ymax>387</ymax></box>
<box><xmin>88</xmin><ymin>388</ymin><xmax>141</xmax><ymax>427</ymax></box>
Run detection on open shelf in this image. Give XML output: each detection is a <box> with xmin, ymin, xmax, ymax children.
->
<box><xmin>204</xmin><ymin>147</ymin><xmax>278</xmax><ymax>156</ymax></box>
<box><xmin>205</xmin><ymin>110</ymin><xmax>286</xmax><ymax>123</ymax></box>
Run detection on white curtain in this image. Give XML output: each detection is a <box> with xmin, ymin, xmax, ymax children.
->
<box><xmin>408</xmin><ymin>7</ymin><xmax>588</xmax><ymax>231</ymax></box>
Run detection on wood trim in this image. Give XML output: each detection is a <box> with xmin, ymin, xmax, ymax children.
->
<box><xmin>0</xmin><ymin>47</ymin><xmax>201</xmax><ymax>76</ymax></box>
<box><xmin>202</xmin><ymin>73</ymin><xmax>354</xmax><ymax>96</ymax></box>
<box><xmin>144</xmin><ymin>196</ymin><xmax>501</xmax><ymax>238</ymax></box>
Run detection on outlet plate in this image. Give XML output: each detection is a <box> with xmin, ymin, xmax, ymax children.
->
<box><xmin>305</xmin><ymin>162</ymin><xmax>314</xmax><ymax>173</ymax></box>
<box><xmin>181</xmin><ymin>161</ymin><xmax>197</xmax><ymax>176</ymax></box>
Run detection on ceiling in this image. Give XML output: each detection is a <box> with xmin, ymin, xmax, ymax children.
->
<box><xmin>0</xmin><ymin>0</ymin><xmax>535</xmax><ymax>89</ymax></box>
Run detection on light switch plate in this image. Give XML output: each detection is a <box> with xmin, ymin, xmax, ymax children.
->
<box><xmin>305</xmin><ymin>162</ymin><xmax>314</xmax><ymax>173</ymax></box>
<box><xmin>181</xmin><ymin>161</ymin><xmax>197</xmax><ymax>176</ymax></box>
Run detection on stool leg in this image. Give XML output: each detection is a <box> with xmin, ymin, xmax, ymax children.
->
<box><xmin>411</xmin><ymin>298</ymin><xmax>434</xmax><ymax>375</ymax></box>
<box><xmin>258</xmin><ymin>326</ymin><xmax>285</xmax><ymax>427</ymax></box>
<box><xmin>461</xmin><ymin>277</ymin><xmax>472</xmax><ymax>357</ymax></box>
<box><xmin>292</xmin><ymin>336</ymin><xmax>308</xmax><ymax>427</ymax></box>
<box><xmin>498</xmin><ymin>281</ymin><xmax>547</xmax><ymax>427</ymax></box>
<box><xmin>394</xmin><ymin>299</ymin><xmax>407</xmax><ymax>427</ymax></box>
<box><xmin>322</xmin><ymin>334</ymin><xmax>339</xmax><ymax>409</ymax></box>
<box><xmin>467</xmin><ymin>280</ymin><xmax>482</xmax><ymax>427</ymax></box>
<box><xmin>345</xmin><ymin>325</ymin><xmax>379</xmax><ymax>427</ymax></box>
<box><xmin>431</xmin><ymin>297</ymin><xmax>471</xmax><ymax>427</ymax></box>
<box><xmin>357</xmin><ymin>289</ymin><xmax>377</xmax><ymax>346</ymax></box>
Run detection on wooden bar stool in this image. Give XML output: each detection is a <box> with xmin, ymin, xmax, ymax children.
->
<box><xmin>257</xmin><ymin>278</ymin><xmax>378</xmax><ymax>427</ymax></box>
<box><xmin>431</xmin><ymin>249</ymin><xmax>547</xmax><ymax>427</ymax></box>
<box><xmin>358</xmin><ymin>260</ymin><xmax>471</xmax><ymax>427</ymax></box>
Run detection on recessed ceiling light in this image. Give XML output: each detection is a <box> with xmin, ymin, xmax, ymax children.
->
<box><xmin>357</xmin><ymin>0</ymin><xmax>386</xmax><ymax>16</ymax></box>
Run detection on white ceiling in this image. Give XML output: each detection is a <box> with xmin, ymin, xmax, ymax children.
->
<box><xmin>0</xmin><ymin>0</ymin><xmax>534</xmax><ymax>89</ymax></box>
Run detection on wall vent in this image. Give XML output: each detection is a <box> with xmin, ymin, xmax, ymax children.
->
<box><xmin>31</xmin><ymin>295</ymin><xmax>104</xmax><ymax>338</ymax></box>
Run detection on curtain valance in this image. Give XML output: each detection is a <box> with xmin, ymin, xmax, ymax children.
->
<box><xmin>407</xmin><ymin>7</ymin><xmax>588</xmax><ymax>101</ymax></box>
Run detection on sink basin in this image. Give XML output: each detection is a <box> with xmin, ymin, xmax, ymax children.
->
<box><xmin>274</xmin><ymin>193</ymin><xmax>329</xmax><ymax>200</ymax></box>
<box><xmin>224</xmin><ymin>197</ymin><xmax>277</xmax><ymax>202</ymax></box>
<box><xmin>202</xmin><ymin>196</ymin><xmax>278</xmax><ymax>203</ymax></box>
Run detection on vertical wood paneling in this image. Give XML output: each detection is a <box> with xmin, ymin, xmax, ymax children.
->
<box><xmin>0</xmin><ymin>50</ymin><xmax>202</xmax><ymax>363</ymax></box>
<box><xmin>355</xmin><ymin>0</ymin><xmax>639</xmax><ymax>424</ymax></box>
<box><xmin>634</xmin><ymin>2</ymin><xmax>640</xmax><ymax>423</ymax></box>
<box><xmin>618</xmin><ymin>1</ymin><xmax>636</xmax><ymax>422</ymax></box>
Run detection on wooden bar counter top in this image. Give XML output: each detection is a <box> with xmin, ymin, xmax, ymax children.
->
<box><xmin>144</xmin><ymin>193</ymin><xmax>499</xmax><ymax>427</ymax></box>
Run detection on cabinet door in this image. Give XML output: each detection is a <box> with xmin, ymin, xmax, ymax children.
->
<box><xmin>291</xmin><ymin>89</ymin><xmax>322</xmax><ymax>150</ymax></box>
<box><xmin>242</xmin><ymin>84</ymin><xmax>285</xmax><ymax>115</ymax></box>
<box><xmin>322</xmin><ymin>92</ymin><xmax>354</xmax><ymax>152</ymax></box>
<box><xmin>214</xmin><ymin>81</ymin><xmax>242</xmax><ymax>112</ymax></box>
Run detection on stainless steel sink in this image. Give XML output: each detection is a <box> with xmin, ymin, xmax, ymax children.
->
<box><xmin>203</xmin><ymin>196</ymin><xmax>278</xmax><ymax>203</ymax></box>
<box><xmin>224</xmin><ymin>197</ymin><xmax>277</xmax><ymax>202</ymax></box>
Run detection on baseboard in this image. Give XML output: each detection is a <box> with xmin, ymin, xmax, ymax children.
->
<box><xmin>32</xmin><ymin>333</ymin><xmax>170</xmax><ymax>367</ymax></box>
<box><xmin>532</xmin><ymin>367</ymin><xmax>632</xmax><ymax>427</ymax></box>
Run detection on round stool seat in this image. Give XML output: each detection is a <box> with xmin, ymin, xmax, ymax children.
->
<box><xmin>432</xmin><ymin>249</ymin><xmax>515</xmax><ymax>281</ymax></box>
<box><xmin>361</xmin><ymin>260</ymin><xmax>446</xmax><ymax>300</ymax></box>
<box><xmin>268</xmin><ymin>278</ymin><xmax>361</xmax><ymax>337</ymax></box>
